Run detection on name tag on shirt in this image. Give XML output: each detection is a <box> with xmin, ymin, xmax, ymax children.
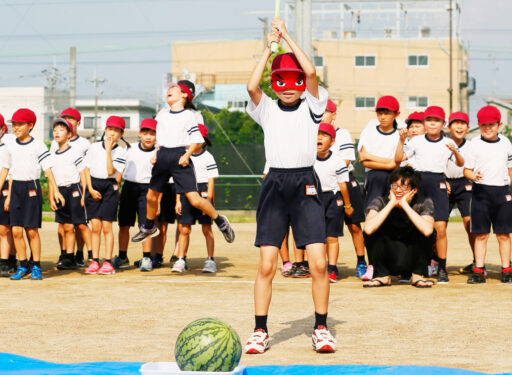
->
<box><xmin>439</xmin><ymin>182</ymin><xmax>447</xmax><ymax>190</ymax></box>
<box><xmin>2</xmin><ymin>189</ymin><xmax>8</xmax><ymax>197</ymax></box>
<box><xmin>351</xmin><ymin>180</ymin><xmax>358</xmax><ymax>188</ymax></box>
<box><xmin>28</xmin><ymin>190</ymin><xmax>36</xmax><ymax>197</ymax></box>
<box><xmin>72</xmin><ymin>191</ymin><xmax>80</xmax><ymax>198</ymax></box>
<box><xmin>201</xmin><ymin>191</ymin><xmax>208</xmax><ymax>199</ymax></box>
<box><xmin>465</xmin><ymin>184</ymin><xmax>472</xmax><ymax>191</ymax></box>
<box><xmin>305</xmin><ymin>185</ymin><xmax>317</xmax><ymax>196</ymax></box>
<box><xmin>113</xmin><ymin>184</ymin><xmax>119</xmax><ymax>191</ymax></box>
<box><xmin>506</xmin><ymin>195</ymin><xmax>511</xmax><ymax>202</ymax></box>
<box><xmin>336</xmin><ymin>199</ymin><xmax>344</xmax><ymax>207</ymax></box>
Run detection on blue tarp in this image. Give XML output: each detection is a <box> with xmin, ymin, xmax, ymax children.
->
<box><xmin>1</xmin><ymin>353</ymin><xmax>510</xmax><ymax>375</ymax></box>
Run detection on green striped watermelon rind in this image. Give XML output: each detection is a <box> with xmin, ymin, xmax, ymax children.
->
<box><xmin>175</xmin><ymin>318</ymin><xmax>242</xmax><ymax>372</ymax></box>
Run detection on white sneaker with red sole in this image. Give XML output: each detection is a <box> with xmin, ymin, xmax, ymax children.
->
<box><xmin>312</xmin><ymin>325</ymin><xmax>336</xmax><ymax>353</ymax></box>
<box><xmin>245</xmin><ymin>329</ymin><xmax>269</xmax><ymax>354</ymax></box>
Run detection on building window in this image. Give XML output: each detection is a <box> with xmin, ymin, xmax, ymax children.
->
<box><xmin>355</xmin><ymin>97</ymin><xmax>376</xmax><ymax>108</ymax></box>
<box><xmin>407</xmin><ymin>96</ymin><xmax>429</xmax><ymax>108</ymax></box>
<box><xmin>313</xmin><ymin>55</ymin><xmax>324</xmax><ymax>68</ymax></box>
<box><xmin>408</xmin><ymin>55</ymin><xmax>429</xmax><ymax>66</ymax></box>
<box><xmin>83</xmin><ymin>116</ymin><xmax>100</xmax><ymax>129</ymax></box>
<box><xmin>227</xmin><ymin>100</ymin><xmax>248</xmax><ymax>110</ymax></box>
<box><xmin>122</xmin><ymin>117</ymin><xmax>131</xmax><ymax>129</ymax></box>
<box><xmin>355</xmin><ymin>55</ymin><xmax>376</xmax><ymax>67</ymax></box>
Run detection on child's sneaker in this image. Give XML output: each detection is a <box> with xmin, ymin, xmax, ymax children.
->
<box><xmin>10</xmin><ymin>266</ymin><xmax>29</xmax><ymax>280</ymax></box>
<box><xmin>428</xmin><ymin>259</ymin><xmax>439</xmax><ymax>277</ymax></box>
<box><xmin>245</xmin><ymin>329</ymin><xmax>269</xmax><ymax>354</ymax></box>
<box><xmin>281</xmin><ymin>261</ymin><xmax>293</xmax><ymax>276</ymax></box>
<box><xmin>98</xmin><ymin>261</ymin><xmax>115</xmax><ymax>275</ymax></box>
<box><xmin>57</xmin><ymin>256</ymin><xmax>78</xmax><ymax>270</ymax></box>
<box><xmin>217</xmin><ymin>215</ymin><xmax>235</xmax><ymax>243</ymax></box>
<box><xmin>356</xmin><ymin>263</ymin><xmax>367</xmax><ymax>279</ymax></box>
<box><xmin>501</xmin><ymin>267</ymin><xmax>512</xmax><ymax>284</ymax></box>
<box><xmin>84</xmin><ymin>260</ymin><xmax>100</xmax><ymax>274</ymax></box>
<box><xmin>293</xmin><ymin>264</ymin><xmax>311</xmax><ymax>278</ymax></box>
<box><xmin>139</xmin><ymin>257</ymin><xmax>153</xmax><ymax>272</ymax></box>
<box><xmin>75</xmin><ymin>256</ymin><xmax>86</xmax><ymax>268</ymax></box>
<box><xmin>113</xmin><ymin>256</ymin><xmax>130</xmax><ymax>269</ymax></box>
<box><xmin>171</xmin><ymin>258</ymin><xmax>186</xmax><ymax>273</ymax></box>
<box><xmin>170</xmin><ymin>255</ymin><xmax>179</xmax><ymax>263</ymax></box>
<box><xmin>282</xmin><ymin>262</ymin><xmax>296</xmax><ymax>277</ymax></box>
<box><xmin>202</xmin><ymin>259</ymin><xmax>217</xmax><ymax>273</ymax></box>
<box><xmin>30</xmin><ymin>265</ymin><xmax>42</xmax><ymax>280</ymax></box>
<box><xmin>467</xmin><ymin>267</ymin><xmax>486</xmax><ymax>284</ymax></box>
<box><xmin>152</xmin><ymin>257</ymin><xmax>163</xmax><ymax>269</ymax></box>
<box><xmin>459</xmin><ymin>262</ymin><xmax>474</xmax><ymax>274</ymax></box>
<box><xmin>312</xmin><ymin>325</ymin><xmax>336</xmax><ymax>353</ymax></box>
<box><xmin>360</xmin><ymin>265</ymin><xmax>374</xmax><ymax>281</ymax></box>
<box><xmin>328</xmin><ymin>270</ymin><xmax>337</xmax><ymax>283</ymax></box>
<box><xmin>437</xmin><ymin>268</ymin><xmax>449</xmax><ymax>284</ymax></box>
<box><xmin>0</xmin><ymin>262</ymin><xmax>10</xmax><ymax>277</ymax></box>
<box><xmin>131</xmin><ymin>224</ymin><xmax>160</xmax><ymax>243</ymax></box>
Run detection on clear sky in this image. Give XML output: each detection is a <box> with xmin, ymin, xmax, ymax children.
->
<box><xmin>0</xmin><ymin>0</ymin><xmax>510</xmax><ymax>118</ymax></box>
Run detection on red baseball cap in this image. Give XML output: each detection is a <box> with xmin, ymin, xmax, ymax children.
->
<box><xmin>326</xmin><ymin>100</ymin><xmax>337</xmax><ymax>113</ymax></box>
<box><xmin>318</xmin><ymin>122</ymin><xmax>336</xmax><ymax>140</ymax></box>
<box><xmin>405</xmin><ymin>111</ymin><xmax>424</xmax><ymax>126</ymax></box>
<box><xmin>52</xmin><ymin>118</ymin><xmax>72</xmax><ymax>132</ymax></box>
<box><xmin>166</xmin><ymin>80</ymin><xmax>195</xmax><ymax>102</ymax></box>
<box><xmin>140</xmin><ymin>118</ymin><xmax>157</xmax><ymax>131</ymax></box>
<box><xmin>424</xmin><ymin>106</ymin><xmax>445</xmax><ymax>121</ymax></box>
<box><xmin>10</xmin><ymin>108</ymin><xmax>36</xmax><ymax>125</ymax></box>
<box><xmin>60</xmin><ymin>108</ymin><xmax>81</xmax><ymax>122</ymax></box>
<box><xmin>0</xmin><ymin>114</ymin><xmax>6</xmax><ymax>132</ymax></box>
<box><xmin>376</xmin><ymin>96</ymin><xmax>399</xmax><ymax>112</ymax></box>
<box><xmin>271</xmin><ymin>52</ymin><xmax>304</xmax><ymax>75</ymax></box>
<box><xmin>477</xmin><ymin>105</ymin><xmax>501</xmax><ymax>125</ymax></box>
<box><xmin>105</xmin><ymin>116</ymin><xmax>125</xmax><ymax>131</ymax></box>
<box><xmin>448</xmin><ymin>112</ymin><xmax>469</xmax><ymax>125</ymax></box>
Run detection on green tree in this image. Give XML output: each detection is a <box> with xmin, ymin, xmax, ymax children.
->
<box><xmin>203</xmin><ymin>109</ymin><xmax>263</xmax><ymax>145</ymax></box>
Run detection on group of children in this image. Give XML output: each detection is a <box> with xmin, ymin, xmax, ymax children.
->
<box><xmin>0</xmin><ymin>79</ymin><xmax>235</xmax><ymax>280</ymax></box>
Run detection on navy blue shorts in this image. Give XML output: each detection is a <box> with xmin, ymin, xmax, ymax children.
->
<box><xmin>364</xmin><ymin>169</ymin><xmax>391</xmax><ymax>212</ymax></box>
<box><xmin>149</xmin><ymin>147</ymin><xmax>197</xmax><ymax>194</ymax></box>
<box><xmin>55</xmin><ymin>184</ymin><xmax>87</xmax><ymax>225</ymax></box>
<box><xmin>178</xmin><ymin>183</ymin><xmax>212</xmax><ymax>225</ymax></box>
<box><xmin>10</xmin><ymin>180</ymin><xmax>42</xmax><ymax>228</ymax></box>
<box><xmin>158</xmin><ymin>183</ymin><xmax>176</xmax><ymax>224</ymax></box>
<box><xmin>0</xmin><ymin>182</ymin><xmax>9</xmax><ymax>226</ymax></box>
<box><xmin>345</xmin><ymin>172</ymin><xmax>365</xmax><ymax>225</ymax></box>
<box><xmin>320</xmin><ymin>191</ymin><xmax>344</xmax><ymax>237</ymax></box>
<box><xmin>85</xmin><ymin>177</ymin><xmax>119</xmax><ymax>222</ymax></box>
<box><xmin>447</xmin><ymin>177</ymin><xmax>472</xmax><ymax>218</ymax></box>
<box><xmin>255</xmin><ymin>167</ymin><xmax>326</xmax><ymax>250</ymax></box>
<box><xmin>418</xmin><ymin>172</ymin><xmax>449</xmax><ymax>221</ymax></box>
<box><xmin>118</xmin><ymin>180</ymin><xmax>148</xmax><ymax>227</ymax></box>
<box><xmin>470</xmin><ymin>184</ymin><xmax>512</xmax><ymax>234</ymax></box>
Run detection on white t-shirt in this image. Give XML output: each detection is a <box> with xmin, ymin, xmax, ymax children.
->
<box><xmin>331</xmin><ymin>127</ymin><xmax>355</xmax><ymax>173</ymax></box>
<box><xmin>192</xmin><ymin>149</ymin><xmax>219</xmax><ymax>184</ymax></box>
<box><xmin>445</xmin><ymin>138</ymin><xmax>469</xmax><ymax>179</ymax></box>
<box><xmin>0</xmin><ymin>143</ymin><xmax>9</xmax><ymax>170</ymax></box>
<box><xmin>314</xmin><ymin>151</ymin><xmax>349</xmax><ymax>193</ymax></box>
<box><xmin>5</xmin><ymin>137</ymin><xmax>53</xmax><ymax>180</ymax></box>
<box><xmin>51</xmin><ymin>135</ymin><xmax>90</xmax><ymax>157</ymax></box>
<box><xmin>155</xmin><ymin>108</ymin><xmax>204</xmax><ymax>148</ymax></box>
<box><xmin>404</xmin><ymin>134</ymin><xmax>457</xmax><ymax>173</ymax></box>
<box><xmin>464</xmin><ymin>135</ymin><xmax>512</xmax><ymax>186</ymax></box>
<box><xmin>85</xmin><ymin>142</ymin><xmax>127</xmax><ymax>179</ymax></box>
<box><xmin>357</xmin><ymin>125</ymin><xmax>400</xmax><ymax>172</ymax></box>
<box><xmin>122</xmin><ymin>142</ymin><xmax>157</xmax><ymax>184</ymax></box>
<box><xmin>246</xmin><ymin>87</ymin><xmax>328</xmax><ymax>168</ymax></box>
<box><xmin>0</xmin><ymin>133</ymin><xmax>16</xmax><ymax>146</ymax></box>
<box><xmin>51</xmin><ymin>145</ymin><xmax>85</xmax><ymax>186</ymax></box>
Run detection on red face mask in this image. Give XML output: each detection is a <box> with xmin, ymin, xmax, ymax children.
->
<box><xmin>271</xmin><ymin>71</ymin><xmax>306</xmax><ymax>92</ymax></box>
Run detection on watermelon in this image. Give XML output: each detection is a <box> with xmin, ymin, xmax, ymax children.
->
<box><xmin>174</xmin><ymin>318</ymin><xmax>242</xmax><ymax>372</ymax></box>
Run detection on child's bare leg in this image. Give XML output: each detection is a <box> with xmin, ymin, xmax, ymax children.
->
<box><xmin>202</xmin><ymin>224</ymin><xmax>214</xmax><ymax>258</ymax></box>
<box><xmin>326</xmin><ymin>237</ymin><xmax>339</xmax><ymax>266</ymax></box>
<box><xmin>177</xmin><ymin>224</ymin><xmax>191</xmax><ymax>258</ymax></box>
<box><xmin>496</xmin><ymin>233</ymin><xmax>511</xmax><ymax>268</ymax></box>
<box><xmin>145</xmin><ymin>189</ymin><xmax>162</xmax><ymax>223</ymax></box>
<box><xmin>77</xmin><ymin>224</ymin><xmax>92</xmax><ymax>251</ymax></box>
<box><xmin>306</xmin><ymin>243</ymin><xmax>329</xmax><ymax>314</ymax></box>
<box><xmin>57</xmin><ymin>223</ymin><xmax>64</xmax><ymax>251</ymax></box>
<box><xmin>184</xmin><ymin>192</ymin><xmax>218</xmax><ymax>219</ymax></box>
<box><xmin>279</xmin><ymin>230</ymin><xmax>290</xmax><ymax>263</ymax></box>
<box><xmin>25</xmin><ymin>228</ymin><xmax>41</xmax><ymax>262</ymax></box>
<box><xmin>0</xmin><ymin>224</ymin><xmax>11</xmax><ymax>259</ymax></box>
<box><xmin>11</xmin><ymin>226</ymin><xmax>26</xmax><ymax>260</ymax></box>
<box><xmin>75</xmin><ymin>227</ymin><xmax>84</xmax><ymax>251</ymax></box>
<box><xmin>118</xmin><ymin>226</ymin><xmax>130</xmax><ymax>254</ymax></box>
<box><xmin>90</xmin><ymin>218</ymin><xmax>102</xmax><ymax>258</ymax></box>
<box><xmin>348</xmin><ymin>223</ymin><xmax>365</xmax><ymax>257</ymax></box>
<box><xmin>172</xmin><ymin>224</ymin><xmax>179</xmax><ymax>257</ymax></box>
<box><xmin>434</xmin><ymin>220</ymin><xmax>448</xmax><ymax>262</ymax></box>
<box><xmin>473</xmin><ymin>233</ymin><xmax>489</xmax><ymax>268</ymax></box>
<box><xmin>154</xmin><ymin>222</ymin><xmax>168</xmax><ymax>256</ymax></box>
<box><xmin>254</xmin><ymin>246</ymin><xmax>279</xmax><ymax>315</ymax></box>
<box><xmin>102</xmin><ymin>221</ymin><xmax>114</xmax><ymax>260</ymax></box>
<box><xmin>63</xmin><ymin>223</ymin><xmax>76</xmax><ymax>254</ymax></box>
<box><xmin>462</xmin><ymin>216</ymin><xmax>476</xmax><ymax>257</ymax></box>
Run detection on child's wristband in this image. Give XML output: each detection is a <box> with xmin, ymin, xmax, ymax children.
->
<box><xmin>344</xmin><ymin>204</ymin><xmax>352</xmax><ymax>209</ymax></box>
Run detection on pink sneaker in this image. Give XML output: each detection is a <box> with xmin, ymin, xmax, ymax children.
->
<box><xmin>98</xmin><ymin>261</ymin><xmax>115</xmax><ymax>275</ymax></box>
<box><xmin>281</xmin><ymin>261</ymin><xmax>293</xmax><ymax>276</ymax></box>
<box><xmin>84</xmin><ymin>260</ymin><xmax>100</xmax><ymax>274</ymax></box>
<box><xmin>361</xmin><ymin>265</ymin><xmax>374</xmax><ymax>281</ymax></box>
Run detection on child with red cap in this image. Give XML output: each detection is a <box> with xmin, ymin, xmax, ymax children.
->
<box><xmin>0</xmin><ymin>108</ymin><xmax>64</xmax><ymax>280</ymax></box>
<box><xmin>245</xmin><ymin>17</ymin><xmax>334</xmax><ymax>353</ymax></box>
<box><xmin>83</xmin><ymin>116</ymin><xmax>129</xmax><ymax>275</ymax></box>
<box><xmin>444</xmin><ymin>112</ymin><xmax>476</xmax><ymax>275</ymax></box>
<box><xmin>395</xmin><ymin>106</ymin><xmax>464</xmax><ymax>284</ymax></box>
<box><xmin>463</xmin><ymin>105</ymin><xmax>512</xmax><ymax>284</ymax></box>
<box><xmin>323</xmin><ymin>100</ymin><xmax>368</xmax><ymax>278</ymax></box>
<box><xmin>114</xmin><ymin>119</ymin><xmax>158</xmax><ymax>271</ymax></box>
<box><xmin>174</xmin><ymin>124</ymin><xmax>219</xmax><ymax>273</ymax></box>
<box><xmin>315</xmin><ymin>123</ymin><xmax>353</xmax><ymax>282</ymax></box>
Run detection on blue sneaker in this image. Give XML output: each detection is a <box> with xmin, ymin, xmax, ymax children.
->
<box><xmin>356</xmin><ymin>263</ymin><xmax>367</xmax><ymax>279</ymax></box>
<box><xmin>30</xmin><ymin>265</ymin><xmax>42</xmax><ymax>280</ymax></box>
<box><xmin>152</xmin><ymin>257</ymin><xmax>163</xmax><ymax>269</ymax></box>
<box><xmin>10</xmin><ymin>266</ymin><xmax>29</xmax><ymax>280</ymax></box>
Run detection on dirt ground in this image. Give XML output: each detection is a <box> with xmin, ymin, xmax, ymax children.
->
<box><xmin>0</xmin><ymin>219</ymin><xmax>511</xmax><ymax>373</ymax></box>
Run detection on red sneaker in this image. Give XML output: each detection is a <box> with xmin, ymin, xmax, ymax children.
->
<box><xmin>312</xmin><ymin>325</ymin><xmax>336</xmax><ymax>353</ymax></box>
<box><xmin>245</xmin><ymin>329</ymin><xmax>269</xmax><ymax>354</ymax></box>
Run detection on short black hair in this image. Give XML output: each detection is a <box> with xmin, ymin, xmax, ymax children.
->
<box><xmin>389</xmin><ymin>166</ymin><xmax>421</xmax><ymax>190</ymax></box>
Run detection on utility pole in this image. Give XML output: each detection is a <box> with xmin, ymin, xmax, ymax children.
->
<box><xmin>69</xmin><ymin>46</ymin><xmax>76</xmax><ymax>108</ymax></box>
<box><xmin>448</xmin><ymin>0</ymin><xmax>453</xmax><ymax>113</ymax></box>
<box><xmin>294</xmin><ymin>0</ymin><xmax>312</xmax><ymax>59</ymax></box>
<box><xmin>42</xmin><ymin>65</ymin><xmax>64</xmax><ymax>121</ymax></box>
<box><xmin>87</xmin><ymin>68</ymin><xmax>106</xmax><ymax>140</ymax></box>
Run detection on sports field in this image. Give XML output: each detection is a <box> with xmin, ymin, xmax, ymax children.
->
<box><xmin>1</xmin><ymin>218</ymin><xmax>511</xmax><ymax>374</ymax></box>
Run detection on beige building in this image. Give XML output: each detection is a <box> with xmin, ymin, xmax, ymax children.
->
<box><xmin>170</xmin><ymin>38</ymin><xmax>470</xmax><ymax>138</ymax></box>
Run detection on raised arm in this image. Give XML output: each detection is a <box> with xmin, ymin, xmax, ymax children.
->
<box><xmin>394</xmin><ymin>129</ymin><xmax>408</xmax><ymax>164</ymax></box>
<box><xmin>247</xmin><ymin>31</ymin><xmax>277</xmax><ymax>106</ymax></box>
